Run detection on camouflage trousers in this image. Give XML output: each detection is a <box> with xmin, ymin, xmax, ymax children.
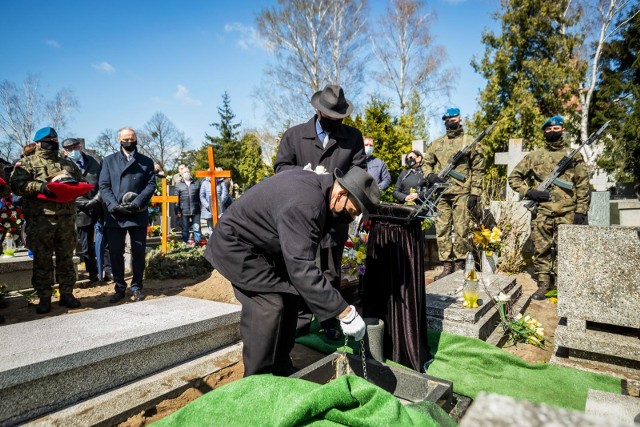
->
<box><xmin>435</xmin><ymin>194</ymin><xmax>472</xmax><ymax>261</ymax></box>
<box><xmin>531</xmin><ymin>212</ymin><xmax>574</xmax><ymax>282</ymax></box>
<box><xmin>26</xmin><ymin>214</ymin><xmax>77</xmax><ymax>298</ymax></box>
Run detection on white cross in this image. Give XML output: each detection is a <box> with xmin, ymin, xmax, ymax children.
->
<box><xmin>494</xmin><ymin>138</ymin><xmax>529</xmax><ymax>201</ymax></box>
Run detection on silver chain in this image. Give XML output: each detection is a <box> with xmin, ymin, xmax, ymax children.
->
<box><xmin>359</xmin><ymin>339</ymin><xmax>368</xmax><ymax>380</ymax></box>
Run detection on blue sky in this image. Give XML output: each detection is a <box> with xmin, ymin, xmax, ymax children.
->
<box><xmin>0</xmin><ymin>0</ymin><xmax>500</xmax><ymax>152</ymax></box>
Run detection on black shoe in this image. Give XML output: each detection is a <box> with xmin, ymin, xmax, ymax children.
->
<box><xmin>131</xmin><ymin>289</ymin><xmax>145</xmax><ymax>302</ymax></box>
<box><xmin>59</xmin><ymin>294</ymin><xmax>81</xmax><ymax>309</ymax></box>
<box><xmin>109</xmin><ymin>292</ymin><xmax>126</xmax><ymax>303</ymax></box>
<box><xmin>103</xmin><ymin>273</ymin><xmax>113</xmax><ymax>282</ymax></box>
<box><xmin>532</xmin><ymin>281</ymin><xmax>550</xmax><ymax>300</ymax></box>
<box><xmin>88</xmin><ymin>275</ymin><xmax>100</xmax><ymax>283</ymax></box>
<box><xmin>36</xmin><ymin>297</ymin><xmax>52</xmax><ymax>314</ymax></box>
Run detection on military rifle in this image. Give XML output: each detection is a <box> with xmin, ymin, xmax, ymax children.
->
<box><xmin>523</xmin><ymin>120</ymin><xmax>610</xmax><ymax>217</ymax></box>
<box><xmin>413</xmin><ymin>121</ymin><xmax>496</xmax><ymax>219</ymax></box>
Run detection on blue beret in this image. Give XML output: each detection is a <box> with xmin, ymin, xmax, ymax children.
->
<box><xmin>442</xmin><ymin>107</ymin><xmax>460</xmax><ymax>120</ymax></box>
<box><xmin>541</xmin><ymin>115</ymin><xmax>564</xmax><ymax>130</ymax></box>
<box><xmin>34</xmin><ymin>127</ymin><xmax>58</xmax><ymax>142</ymax></box>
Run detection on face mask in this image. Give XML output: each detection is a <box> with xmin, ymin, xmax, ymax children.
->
<box><xmin>406</xmin><ymin>157</ymin><xmax>416</xmax><ymax>168</ymax></box>
<box><xmin>364</xmin><ymin>146</ymin><xmax>374</xmax><ymax>157</ymax></box>
<box><xmin>445</xmin><ymin>121</ymin><xmax>461</xmax><ymax>131</ymax></box>
<box><xmin>544</xmin><ymin>131</ymin><xmax>563</xmax><ymax>143</ymax></box>
<box><xmin>67</xmin><ymin>150</ymin><xmax>82</xmax><ymax>161</ymax></box>
<box><xmin>120</xmin><ymin>141</ymin><xmax>137</xmax><ymax>152</ymax></box>
<box><xmin>319</xmin><ymin>116</ymin><xmax>342</xmax><ymax>133</ymax></box>
<box><xmin>40</xmin><ymin>140</ymin><xmax>59</xmax><ymax>151</ymax></box>
<box><xmin>331</xmin><ymin>196</ymin><xmax>355</xmax><ymax>224</ymax></box>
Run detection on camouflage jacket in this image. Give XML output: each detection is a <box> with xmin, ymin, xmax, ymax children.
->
<box><xmin>422</xmin><ymin>129</ymin><xmax>485</xmax><ymax>197</ymax></box>
<box><xmin>10</xmin><ymin>147</ymin><xmax>83</xmax><ymax>216</ymax></box>
<box><xmin>508</xmin><ymin>146</ymin><xmax>590</xmax><ymax>216</ymax></box>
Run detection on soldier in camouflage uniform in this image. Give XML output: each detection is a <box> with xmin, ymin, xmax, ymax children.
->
<box><xmin>423</xmin><ymin>108</ymin><xmax>485</xmax><ymax>279</ymax></box>
<box><xmin>508</xmin><ymin>115</ymin><xmax>590</xmax><ymax>300</ymax></box>
<box><xmin>10</xmin><ymin>127</ymin><xmax>84</xmax><ymax>314</ymax></box>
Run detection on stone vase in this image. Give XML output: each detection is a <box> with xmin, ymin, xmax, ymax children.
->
<box><xmin>481</xmin><ymin>251</ymin><xmax>498</xmax><ymax>274</ymax></box>
<box><xmin>363</xmin><ymin>317</ymin><xmax>385</xmax><ymax>362</ymax></box>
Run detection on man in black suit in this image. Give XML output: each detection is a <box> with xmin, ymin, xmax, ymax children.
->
<box><xmin>62</xmin><ymin>138</ymin><xmax>102</xmax><ymax>283</ymax></box>
<box><xmin>274</xmin><ymin>84</ymin><xmax>366</xmax><ymax>338</ymax></box>
<box><xmin>98</xmin><ymin>127</ymin><xmax>156</xmax><ymax>302</ymax></box>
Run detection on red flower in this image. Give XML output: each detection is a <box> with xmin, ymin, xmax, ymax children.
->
<box><xmin>344</xmin><ymin>240</ymin><xmax>354</xmax><ymax>248</ymax></box>
<box><xmin>10</xmin><ymin>227</ymin><xmax>16</xmax><ymax>233</ymax></box>
<box><xmin>9</xmin><ymin>216</ymin><xmax>16</xmax><ymax>222</ymax></box>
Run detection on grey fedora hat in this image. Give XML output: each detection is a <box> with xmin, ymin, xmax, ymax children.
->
<box><xmin>310</xmin><ymin>85</ymin><xmax>354</xmax><ymax>119</ymax></box>
<box><xmin>334</xmin><ymin>167</ymin><xmax>380</xmax><ymax>219</ymax></box>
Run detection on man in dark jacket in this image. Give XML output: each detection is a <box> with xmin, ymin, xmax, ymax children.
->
<box><xmin>99</xmin><ymin>127</ymin><xmax>156</xmax><ymax>303</ymax></box>
<box><xmin>205</xmin><ymin>167</ymin><xmax>379</xmax><ymax>376</ymax></box>
<box><xmin>273</xmin><ymin>84</ymin><xmax>366</xmax><ymax>338</ymax></box>
<box><xmin>174</xmin><ymin>169</ymin><xmax>202</xmax><ymax>244</ymax></box>
<box><xmin>62</xmin><ymin>138</ymin><xmax>101</xmax><ymax>283</ymax></box>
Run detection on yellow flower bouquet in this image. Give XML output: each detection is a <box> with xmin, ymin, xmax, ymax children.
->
<box><xmin>472</xmin><ymin>225</ymin><xmax>504</xmax><ymax>256</ymax></box>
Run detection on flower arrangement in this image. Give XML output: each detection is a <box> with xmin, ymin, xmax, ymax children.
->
<box><xmin>147</xmin><ymin>225</ymin><xmax>161</xmax><ymax>237</ymax></box>
<box><xmin>472</xmin><ymin>225</ymin><xmax>504</xmax><ymax>256</ymax></box>
<box><xmin>342</xmin><ymin>232</ymin><xmax>368</xmax><ymax>279</ymax></box>
<box><xmin>0</xmin><ymin>195</ymin><xmax>23</xmax><ymax>238</ymax></box>
<box><xmin>496</xmin><ymin>292</ymin><xmax>545</xmax><ymax>348</ymax></box>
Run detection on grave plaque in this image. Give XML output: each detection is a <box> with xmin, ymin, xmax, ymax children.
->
<box><xmin>587</xmin><ymin>191</ymin><xmax>610</xmax><ymax>226</ymax></box>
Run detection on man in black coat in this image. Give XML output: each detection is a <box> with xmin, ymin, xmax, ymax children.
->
<box><xmin>273</xmin><ymin>84</ymin><xmax>366</xmax><ymax>338</ymax></box>
<box><xmin>205</xmin><ymin>167</ymin><xmax>379</xmax><ymax>376</ymax></box>
<box><xmin>173</xmin><ymin>168</ymin><xmax>202</xmax><ymax>244</ymax></box>
<box><xmin>62</xmin><ymin>138</ymin><xmax>102</xmax><ymax>282</ymax></box>
<box><xmin>98</xmin><ymin>127</ymin><xmax>156</xmax><ymax>303</ymax></box>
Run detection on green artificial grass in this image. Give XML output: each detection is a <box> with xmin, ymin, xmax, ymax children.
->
<box><xmin>152</xmin><ymin>374</ymin><xmax>456</xmax><ymax>427</ymax></box>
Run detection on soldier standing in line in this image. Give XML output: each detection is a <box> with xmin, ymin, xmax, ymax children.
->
<box><xmin>10</xmin><ymin>127</ymin><xmax>84</xmax><ymax>314</ymax></box>
<box><xmin>423</xmin><ymin>108</ymin><xmax>485</xmax><ymax>279</ymax></box>
<box><xmin>508</xmin><ymin>115</ymin><xmax>590</xmax><ymax>300</ymax></box>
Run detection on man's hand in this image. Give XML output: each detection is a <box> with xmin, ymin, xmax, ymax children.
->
<box><xmin>525</xmin><ymin>189</ymin><xmax>551</xmax><ymax>202</ymax></box>
<box><xmin>314</xmin><ymin>165</ymin><xmax>328</xmax><ymax>175</ymax></box>
<box><xmin>111</xmin><ymin>204</ymin><xmax>132</xmax><ymax>216</ymax></box>
<box><xmin>426</xmin><ymin>174</ymin><xmax>445</xmax><ymax>185</ymax></box>
<box><xmin>84</xmin><ymin>198</ymin><xmax>100</xmax><ymax>213</ymax></box>
<box><xmin>405</xmin><ymin>193</ymin><xmax>419</xmax><ymax>202</ymax></box>
<box><xmin>573</xmin><ymin>213</ymin><xmax>588</xmax><ymax>225</ymax></box>
<box><xmin>124</xmin><ymin>202</ymin><xmax>141</xmax><ymax>214</ymax></box>
<box><xmin>40</xmin><ymin>182</ymin><xmax>57</xmax><ymax>199</ymax></box>
<box><xmin>338</xmin><ymin>305</ymin><xmax>366</xmax><ymax>341</ymax></box>
<box><xmin>467</xmin><ymin>195</ymin><xmax>478</xmax><ymax>210</ymax></box>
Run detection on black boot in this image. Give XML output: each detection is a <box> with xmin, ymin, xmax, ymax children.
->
<box><xmin>435</xmin><ymin>261</ymin><xmax>454</xmax><ymax>280</ymax></box>
<box><xmin>532</xmin><ymin>280</ymin><xmax>550</xmax><ymax>300</ymax></box>
<box><xmin>59</xmin><ymin>293</ymin><xmax>81</xmax><ymax>309</ymax></box>
<box><xmin>36</xmin><ymin>297</ymin><xmax>52</xmax><ymax>314</ymax></box>
<box><xmin>453</xmin><ymin>260</ymin><xmax>465</xmax><ymax>272</ymax></box>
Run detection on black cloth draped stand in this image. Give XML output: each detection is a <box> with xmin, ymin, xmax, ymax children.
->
<box><xmin>362</xmin><ymin>204</ymin><xmax>430</xmax><ymax>372</ymax></box>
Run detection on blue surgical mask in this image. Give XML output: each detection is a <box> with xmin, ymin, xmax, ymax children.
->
<box><xmin>364</xmin><ymin>146</ymin><xmax>374</xmax><ymax>157</ymax></box>
<box><xmin>67</xmin><ymin>150</ymin><xmax>82</xmax><ymax>161</ymax></box>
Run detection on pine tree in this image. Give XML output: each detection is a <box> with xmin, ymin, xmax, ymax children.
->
<box><xmin>591</xmin><ymin>5</ymin><xmax>640</xmax><ymax>184</ymax></box>
<box><xmin>470</xmin><ymin>0</ymin><xmax>584</xmax><ymax>169</ymax></box>
<box><xmin>203</xmin><ymin>92</ymin><xmax>242</xmax><ymax>176</ymax></box>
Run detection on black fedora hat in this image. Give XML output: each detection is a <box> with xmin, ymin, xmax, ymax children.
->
<box><xmin>334</xmin><ymin>167</ymin><xmax>380</xmax><ymax>219</ymax></box>
<box><xmin>310</xmin><ymin>85</ymin><xmax>354</xmax><ymax>119</ymax></box>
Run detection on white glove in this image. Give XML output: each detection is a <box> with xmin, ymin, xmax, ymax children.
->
<box><xmin>314</xmin><ymin>165</ymin><xmax>328</xmax><ymax>175</ymax></box>
<box><xmin>303</xmin><ymin>163</ymin><xmax>313</xmax><ymax>171</ymax></box>
<box><xmin>339</xmin><ymin>305</ymin><xmax>366</xmax><ymax>341</ymax></box>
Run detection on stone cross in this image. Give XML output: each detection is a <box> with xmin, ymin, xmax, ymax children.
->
<box><xmin>194</xmin><ymin>146</ymin><xmax>231</xmax><ymax>228</ymax></box>
<box><xmin>151</xmin><ymin>178</ymin><xmax>178</xmax><ymax>254</ymax></box>
<box><xmin>494</xmin><ymin>138</ymin><xmax>528</xmax><ymax>201</ymax></box>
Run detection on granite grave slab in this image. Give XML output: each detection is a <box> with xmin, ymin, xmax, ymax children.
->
<box><xmin>0</xmin><ymin>296</ymin><xmax>241</xmax><ymax>425</ymax></box>
<box><xmin>585</xmin><ymin>390</ymin><xmax>640</xmax><ymax>426</ymax></box>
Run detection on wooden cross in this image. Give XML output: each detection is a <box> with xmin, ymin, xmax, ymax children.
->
<box><xmin>151</xmin><ymin>178</ymin><xmax>178</xmax><ymax>253</ymax></box>
<box><xmin>494</xmin><ymin>138</ymin><xmax>529</xmax><ymax>201</ymax></box>
<box><xmin>195</xmin><ymin>146</ymin><xmax>231</xmax><ymax>228</ymax></box>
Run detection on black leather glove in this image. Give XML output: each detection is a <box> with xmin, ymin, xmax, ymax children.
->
<box><xmin>111</xmin><ymin>204</ymin><xmax>132</xmax><ymax>216</ymax></box>
<box><xmin>40</xmin><ymin>182</ymin><xmax>57</xmax><ymax>199</ymax></box>
<box><xmin>525</xmin><ymin>189</ymin><xmax>551</xmax><ymax>202</ymax></box>
<box><xmin>124</xmin><ymin>202</ymin><xmax>141</xmax><ymax>214</ymax></box>
<box><xmin>426</xmin><ymin>174</ymin><xmax>445</xmax><ymax>185</ymax></box>
<box><xmin>573</xmin><ymin>213</ymin><xmax>588</xmax><ymax>225</ymax></box>
<box><xmin>85</xmin><ymin>198</ymin><xmax>100</xmax><ymax>211</ymax></box>
<box><xmin>467</xmin><ymin>195</ymin><xmax>478</xmax><ymax>210</ymax></box>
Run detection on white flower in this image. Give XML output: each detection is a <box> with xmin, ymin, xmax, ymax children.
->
<box><xmin>514</xmin><ymin>313</ymin><xmax>523</xmax><ymax>320</ymax></box>
<box><xmin>496</xmin><ymin>292</ymin><xmax>510</xmax><ymax>302</ymax></box>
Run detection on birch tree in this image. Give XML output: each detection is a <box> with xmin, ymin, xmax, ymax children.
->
<box><xmin>141</xmin><ymin>112</ymin><xmax>189</xmax><ymax>171</ymax></box>
<box><xmin>371</xmin><ymin>0</ymin><xmax>452</xmax><ymax>114</ymax></box>
<box><xmin>256</xmin><ymin>0</ymin><xmax>368</xmax><ymax>125</ymax></box>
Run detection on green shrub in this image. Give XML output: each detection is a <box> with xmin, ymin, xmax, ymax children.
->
<box><xmin>145</xmin><ymin>243</ymin><xmax>213</xmax><ymax>280</ymax></box>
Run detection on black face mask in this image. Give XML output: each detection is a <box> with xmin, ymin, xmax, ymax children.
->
<box><xmin>121</xmin><ymin>141</ymin><xmax>138</xmax><ymax>152</ymax></box>
<box><xmin>319</xmin><ymin>116</ymin><xmax>342</xmax><ymax>133</ymax></box>
<box><xmin>331</xmin><ymin>196</ymin><xmax>355</xmax><ymax>224</ymax></box>
<box><xmin>445</xmin><ymin>121</ymin><xmax>461</xmax><ymax>131</ymax></box>
<box><xmin>406</xmin><ymin>158</ymin><xmax>417</xmax><ymax>168</ymax></box>
<box><xmin>544</xmin><ymin>131</ymin><xmax>563</xmax><ymax>143</ymax></box>
<box><xmin>40</xmin><ymin>140</ymin><xmax>59</xmax><ymax>151</ymax></box>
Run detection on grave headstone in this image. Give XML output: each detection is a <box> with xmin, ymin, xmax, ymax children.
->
<box><xmin>494</xmin><ymin>138</ymin><xmax>528</xmax><ymax>201</ymax></box>
<box><xmin>588</xmin><ymin>191</ymin><xmax>611</xmax><ymax>226</ymax></box>
<box><xmin>585</xmin><ymin>390</ymin><xmax>640</xmax><ymax>426</ymax></box>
